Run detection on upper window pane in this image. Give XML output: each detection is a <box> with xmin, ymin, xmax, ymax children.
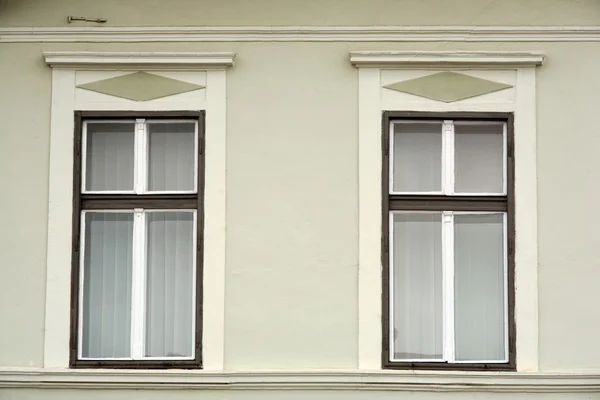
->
<box><xmin>392</xmin><ymin>122</ymin><xmax>442</xmax><ymax>193</ymax></box>
<box><xmin>84</xmin><ymin>122</ymin><xmax>135</xmax><ymax>192</ymax></box>
<box><xmin>148</xmin><ymin>122</ymin><xmax>196</xmax><ymax>192</ymax></box>
<box><xmin>454</xmin><ymin>123</ymin><xmax>504</xmax><ymax>194</ymax></box>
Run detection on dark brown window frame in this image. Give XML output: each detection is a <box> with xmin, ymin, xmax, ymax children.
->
<box><xmin>69</xmin><ymin>110</ymin><xmax>205</xmax><ymax>369</ymax></box>
<box><xmin>381</xmin><ymin>111</ymin><xmax>516</xmax><ymax>371</ymax></box>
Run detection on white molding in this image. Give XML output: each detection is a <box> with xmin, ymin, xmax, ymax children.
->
<box><xmin>357</xmin><ymin>68</ymin><xmax>382</xmax><ymax>370</ymax></box>
<box><xmin>350</xmin><ymin>51</ymin><xmax>545</xmax><ymax>69</ymax></box>
<box><xmin>513</xmin><ymin>67</ymin><xmax>539</xmax><ymax>372</ymax></box>
<box><xmin>43</xmin><ymin>60</ymin><xmax>228</xmax><ymax>370</ymax></box>
<box><xmin>355</xmin><ymin>57</ymin><xmax>540</xmax><ymax>371</ymax></box>
<box><xmin>1</xmin><ymin>369</ymin><xmax>600</xmax><ymax>392</ymax></box>
<box><xmin>2</xmin><ymin>26</ymin><xmax>600</xmax><ymax>43</ymax></box>
<box><xmin>43</xmin><ymin>52</ymin><xmax>236</xmax><ymax>70</ymax></box>
<box><xmin>44</xmin><ymin>69</ymin><xmax>76</xmax><ymax>369</ymax></box>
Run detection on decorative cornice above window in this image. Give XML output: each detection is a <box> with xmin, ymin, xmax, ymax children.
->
<box><xmin>349</xmin><ymin>51</ymin><xmax>545</xmax><ymax>69</ymax></box>
<box><xmin>43</xmin><ymin>51</ymin><xmax>236</xmax><ymax>70</ymax></box>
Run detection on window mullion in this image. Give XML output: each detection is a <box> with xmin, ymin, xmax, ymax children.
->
<box><xmin>442</xmin><ymin>120</ymin><xmax>455</xmax><ymax>195</ymax></box>
<box><xmin>130</xmin><ymin>209</ymin><xmax>147</xmax><ymax>359</ymax></box>
<box><xmin>442</xmin><ymin>211</ymin><xmax>455</xmax><ymax>362</ymax></box>
<box><xmin>134</xmin><ymin>119</ymin><xmax>147</xmax><ymax>194</ymax></box>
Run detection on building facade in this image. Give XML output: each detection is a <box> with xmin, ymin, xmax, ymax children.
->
<box><xmin>1</xmin><ymin>0</ymin><xmax>600</xmax><ymax>398</ymax></box>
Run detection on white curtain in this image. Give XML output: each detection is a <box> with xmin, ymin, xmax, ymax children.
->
<box><xmin>454</xmin><ymin>213</ymin><xmax>505</xmax><ymax>361</ymax></box>
<box><xmin>148</xmin><ymin>123</ymin><xmax>196</xmax><ymax>192</ymax></box>
<box><xmin>145</xmin><ymin>211</ymin><xmax>195</xmax><ymax>358</ymax></box>
<box><xmin>85</xmin><ymin>123</ymin><xmax>135</xmax><ymax>191</ymax></box>
<box><xmin>454</xmin><ymin>123</ymin><xmax>504</xmax><ymax>193</ymax></box>
<box><xmin>392</xmin><ymin>212</ymin><xmax>443</xmax><ymax>360</ymax></box>
<box><xmin>82</xmin><ymin>212</ymin><xmax>133</xmax><ymax>358</ymax></box>
<box><xmin>393</xmin><ymin>122</ymin><xmax>442</xmax><ymax>192</ymax></box>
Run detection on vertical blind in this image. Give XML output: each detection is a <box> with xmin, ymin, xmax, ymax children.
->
<box><xmin>391</xmin><ymin>212</ymin><xmax>506</xmax><ymax>362</ymax></box>
<box><xmin>82</xmin><ymin>212</ymin><xmax>133</xmax><ymax>358</ymax></box>
<box><xmin>85</xmin><ymin>123</ymin><xmax>135</xmax><ymax>192</ymax></box>
<box><xmin>148</xmin><ymin>123</ymin><xmax>196</xmax><ymax>192</ymax></box>
<box><xmin>454</xmin><ymin>123</ymin><xmax>504</xmax><ymax>193</ymax></box>
<box><xmin>393</xmin><ymin>122</ymin><xmax>442</xmax><ymax>193</ymax></box>
<box><xmin>392</xmin><ymin>213</ymin><xmax>443</xmax><ymax>360</ymax></box>
<box><xmin>80</xmin><ymin>120</ymin><xmax>197</xmax><ymax>360</ymax></box>
<box><xmin>454</xmin><ymin>213</ymin><xmax>505</xmax><ymax>361</ymax></box>
<box><xmin>390</xmin><ymin>120</ymin><xmax>507</xmax><ymax>363</ymax></box>
<box><xmin>145</xmin><ymin>211</ymin><xmax>195</xmax><ymax>358</ymax></box>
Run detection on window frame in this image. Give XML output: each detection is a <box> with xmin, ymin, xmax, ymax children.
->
<box><xmin>381</xmin><ymin>111</ymin><xmax>516</xmax><ymax>371</ymax></box>
<box><xmin>69</xmin><ymin>110</ymin><xmax>205</xmax><ymax>369</ymax></box>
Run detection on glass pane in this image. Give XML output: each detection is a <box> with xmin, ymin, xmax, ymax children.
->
<box><xmin>145</xmin><ymin>211</ymin><xmax>195</xmax><ymax>358</ymax></box>
<box><xmin>85</xmin><ymin>122</ymin><xmax>135</xmax><ymax>191</ymax></box>
<box><xmin>392</xmin><ymin>122</ymin><xmax>442</xmax><ymax>193</ymax></box>
<box><xmin>148</xmin><ymin>122</ymin><xmax>196</xmax><ymax>192</ymax></box>
<box><xmin>454</xmin><ymin>213</ymin><xmax>506</xmax><ymax>361</ymax></box>
<box><xmin>391</xmin><ymin>212</ymin><xmax>443</xmax><ymax>360</ymax></box>
<box><xmin>455</xmin><ymin>123</ymin><xmax>504</xmax><ymax>193</ymax></box>
<box><xmin>82</xmin><ymin>212</ymin><xmax>133</xmax><ymax>358</ymax></box>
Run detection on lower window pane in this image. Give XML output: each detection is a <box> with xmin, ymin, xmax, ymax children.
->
<box><xmin>391</xmin><ymin>212</ymin><xmax>443</xmax><ymax>360</ymax></box>
<box><xmin>82</xmin><ymin>212</ymin><xmax>134</xmax><ymax>358</ymax></box>
<box><xmin>145</xmin><ymin>211</ymin><xmax>195</xmax><ymax>358</ymax></box>
<box><xmin>454</xmin><ymin>213</ymin><xmax>506</xmax><ymax>361</ymax></box>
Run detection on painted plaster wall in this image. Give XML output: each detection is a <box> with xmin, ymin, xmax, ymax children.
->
<box><xmin>1</xmin><ymin>0</ymin><xmax>600</xmax><ymax>26</ymax></box>
<box><xmin>2</xmin><ymin>41</ymin><xmax>600</xmax><ymax>374</ymax></box>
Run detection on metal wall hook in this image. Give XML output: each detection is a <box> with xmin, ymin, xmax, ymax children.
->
<box><xmin>67</xmin><ymin>16</ymin><xmax>107</xmax><ymax>24</ymax></box>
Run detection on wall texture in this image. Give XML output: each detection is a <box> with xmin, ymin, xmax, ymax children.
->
<box><xmin>2</xmin><ymin>2</ymin><xmax>600</xmax><ymax>394</ymax></box>
<box><xmin>1</xmin><ymin>0</ymin><xmax>600</xmax><ymax>26</ymax></box>
<box><xmin>3</xmin><ymin>40</ymin><xmax>600</xmax><ymax>373</ymax></box>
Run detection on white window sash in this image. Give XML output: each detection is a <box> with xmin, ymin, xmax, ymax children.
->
<box><xmin>389</xmin><ymin>120</ymin><xmax>507</xmax><ymax>196</ymax></box>
<box><xmin>78</xmin><ymin>209</ymin><xmax>197</xmax><ymax>361</ymax></box>
<box><xmin>82</xmin><ymin>119</ymin><xmax>199</xmax><ymax>195</ymax></box>
<box><xmin>389</xmin><ymin>210</ymin><xmax>509</xmax><ymax>364</ymax></box>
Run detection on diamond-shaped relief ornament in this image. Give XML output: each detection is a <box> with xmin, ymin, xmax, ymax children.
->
<box><xmin>77</xmin><ymin>72</ymin><xmax>205</xmax><ymax>101</ymax></box>
<box><xmin>383</xmin><ymin>72</ymin><xmax>512</xmax><ymax>103</ymax></box>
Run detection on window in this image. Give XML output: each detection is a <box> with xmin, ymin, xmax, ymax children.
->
<box><xmin>382</xmin><ymin>112</ymin><xmax>515</xmax><ymax>370</ymax></box>
<box><xmin>70</xmin><ymin>111</ymin><xmax>204</xmax><ymax>368</ymax></box>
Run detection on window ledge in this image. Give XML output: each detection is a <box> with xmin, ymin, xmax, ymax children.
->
<box><xmin>1</xmin><ymin>368</ymin><xmax>600</xmax><ymax>392</ymax></box>
<box><xmin>43</xmin><ymin>51</ymin><xmax>236</xmax><ymax>70</ymax></box>
<box><xmin>349</xmin><ymin>51</ymin><xmax>545</xmax><ymax>68</ymax></box>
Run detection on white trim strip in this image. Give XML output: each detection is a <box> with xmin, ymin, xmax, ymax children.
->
<box><xmin>130</xmin><ymin>209</ymin><xmax>147</xmax><ymax>359</ymax></box>
<box><xmin>350</xmin><ymin>51</ymin><xmax>545</xmax><ymax>68</ymax></box>
<box><xmin>3</xmin><ymin>26</ymin><xmax>600</xmax><ymax>43</ymax></box>
<box><xmin>442</xmin><ymin>212</ymin><xmax>455</xmax><ymax>362</ymax></box>
<box><xmin>134</xmin><ymin>119</ymin><xmax>146</xmax><ymax>194</ymax></box>
<box><xmin>76</xmin><ymin>211</ymin><xmax>87</xmax><ymax>360</ymax></box>
<box><xmin>1</xmin><ymin>369</ymin><xmax>600</xmax><ymax>392</ymax></box>
<box><xmin>43</xmin><ymin>51</ymin><xmax>236</xmax><ymax>70</ymax></box>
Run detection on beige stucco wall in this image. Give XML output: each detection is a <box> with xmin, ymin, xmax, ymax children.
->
<box><xmin>2</xmin><ymin>2</ymin><xmax>600</xmax><ymax>391</ymax></box>
<box><xmin>1</xmin><ymin>0</ymin><xmax>600</xmax><ymax>26</ymax></box>
<box><xmin>3</xmin><ymin>40</ymin><xmax>600</xmax><ymax>373</ymax></box>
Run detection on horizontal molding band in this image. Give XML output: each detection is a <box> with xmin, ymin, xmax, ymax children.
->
<box><xmin>350</xmin><ymin>51</ymin><xmax>544</xmax><ymax>68</ymax></box>
<box><xmin>44</xmin><ymin>51</ymin><xmax>236</xmax><ymax>70</ymax></box>
<box><xmin>2</xmin><ymin>26</ymin><xmax>600</xmax><ymax>43</ymax></box>
<box><xmin>1</xmin><ymin>369</ymin><xmax>600</xmax><ymax>392</ymax></box>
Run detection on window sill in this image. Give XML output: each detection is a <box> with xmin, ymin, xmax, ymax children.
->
<box><xmin>1</xmin><ymin>368</ymin><xmax>600</xmax><ymax>392</ymax></box>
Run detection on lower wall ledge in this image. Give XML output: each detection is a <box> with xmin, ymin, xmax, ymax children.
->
<box><xmin>1</xmin><ymin>369</ymin><xmax>600</xmax><ymax>393</ymax></box>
